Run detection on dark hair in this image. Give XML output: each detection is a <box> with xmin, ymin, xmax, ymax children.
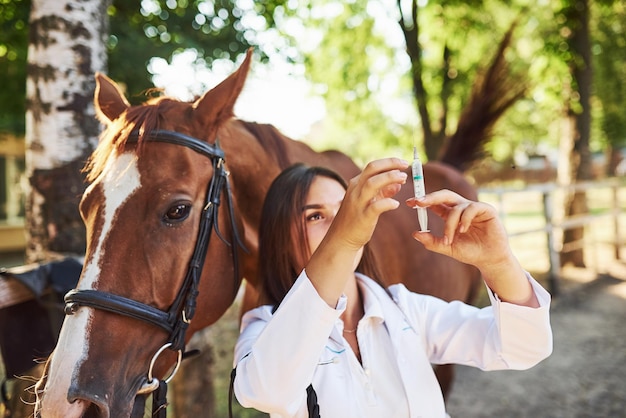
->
<box><xmin>257</xmin><ymin>163</ymin><xmax>385</xmax><ymax>306</ymax></box>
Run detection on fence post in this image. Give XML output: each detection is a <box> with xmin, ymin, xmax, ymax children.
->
<box><xmin>542</xmin><ymin>190</ymin><xmax>560</xmax><ymax>296</ymax></box>
<box><xmin>612</xmin><ymin>183</ymin><xmax>621</xmax><ymax>260</ymax></box>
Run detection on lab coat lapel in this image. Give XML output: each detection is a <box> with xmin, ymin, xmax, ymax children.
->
<box><xmin>359</xmin><ymin>275</ymin><xmax>446</xmax><ymax>417</ymax></box>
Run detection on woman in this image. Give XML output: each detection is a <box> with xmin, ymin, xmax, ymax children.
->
<box><xmin>233</xmin><ymin>158</ymin><xmax>552</xmax><ymax>417</ymax></box>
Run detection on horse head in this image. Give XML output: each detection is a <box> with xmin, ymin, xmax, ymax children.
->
<box><xmin>35</xmin><ymin>50</ymin><xmax>255</xmax><ymax>418</ymax></box>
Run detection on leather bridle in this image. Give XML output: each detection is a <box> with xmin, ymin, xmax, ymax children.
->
<box><xmin>63</xmin><ymin>129</ymin><xmax>246</xmax><ymax>412</ymax></box>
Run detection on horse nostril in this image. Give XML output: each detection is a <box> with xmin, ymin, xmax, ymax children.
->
<box><xmin>83</xmin><ymin>401</ymin><xmax>110</xmax><ymax>418</ymax></box>
<box><xmin>67</xmin><ymin>389</ymin><xmax>111</xmax><ymax>418</ymax></box>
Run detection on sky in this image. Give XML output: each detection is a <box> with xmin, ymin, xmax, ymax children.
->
<box><xmin>149</xmin><ymin>49</ymin><xmax>325</xmax><ymax>141</ymax></box>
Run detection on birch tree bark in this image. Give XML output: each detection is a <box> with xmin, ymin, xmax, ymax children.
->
<box><xmin>25</xmin><ymin>0</ymin><xmax>109</xmax><ymax>263</ymax></box>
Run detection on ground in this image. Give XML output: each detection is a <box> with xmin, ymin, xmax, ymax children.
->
<box><xmin>445</xmin><ymin>261</ymin><xmax>626</xmax><ymax>418</ymax></box>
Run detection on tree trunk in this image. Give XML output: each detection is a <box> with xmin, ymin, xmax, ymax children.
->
<box><xmin>560</xmin><ymin>0</ymin><xmax>593</xmax><ymax>267</ymax></box>
<box><xmin>393</xmin><ymin>1</ymin><xmax>432</xmax><ymax>160</ymax></box>
<box><xmin>606</xmin><ymin>145</ymin><xmax>621</xmax><ymax>177</ymax></box>
<box><xmin>8</xmin><ymin>0</ymin><xmax>109</xmax><ymax>416</ymax></box>
<box><xmin>25</xmin><ymin>0</ymin><xmax>109</xmax><ymax>263</ymax></box>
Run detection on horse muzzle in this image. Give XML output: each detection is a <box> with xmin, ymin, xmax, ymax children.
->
<box><xmin>36</xmin><ymin>387</ymin><xmax>143</xmax><ymax>418</ymax></box>
<box><xmin>35</xmin><ymin>367</ymin><xmax>139</xmax><ymax>418</ymax></box>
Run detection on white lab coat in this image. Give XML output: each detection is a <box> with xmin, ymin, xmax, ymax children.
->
<box><xmin>233</xmin><ymin>271</ymin><xmax>552</xmax><ymax>418</ymax></box>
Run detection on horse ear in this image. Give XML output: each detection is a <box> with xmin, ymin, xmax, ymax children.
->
<box><xmin>94</xmin><ymin>72</ymin><xmax>131</xmax><ymax>124</ymax></box>
<box><xmin>193</xmin><ymin>48</ymin><xmax>253</xmax><ymax>128</ymax></box>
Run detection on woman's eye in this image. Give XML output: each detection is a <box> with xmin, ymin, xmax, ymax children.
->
<box><xmin>306</xmin><ymin>212</ymin><xmax>323</xmax><ymax>222</ymax></box>
<box><xmin>164</xmin><ymin>204</ymin><xmax>191</xmax><ymax>223</ymax></box>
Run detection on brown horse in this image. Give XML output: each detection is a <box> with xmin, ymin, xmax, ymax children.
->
<box><xmin>34</xmin><ymin>49</ymin><xmax>481</xmax><ymax>417</ymax></box>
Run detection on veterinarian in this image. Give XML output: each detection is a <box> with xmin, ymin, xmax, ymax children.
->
<box><xmin>232</xmin><ymin>158</ymin><xmax>552</xmax><ymax>417</ymax></box>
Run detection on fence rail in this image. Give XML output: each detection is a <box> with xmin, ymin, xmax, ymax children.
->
<box><xmin>1</xmin><ymin>179</ymin><xmax>624</xmax><ymax>307</ymax></box>
<box><xmin>478</xmin><ymin>177</ymin><xmax>625</xmax><ymax>296</ymax></box>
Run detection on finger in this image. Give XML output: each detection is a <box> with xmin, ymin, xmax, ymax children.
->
<box><xmin>407</xmin><ymin>189</ymin><xmax>466</xmax><ymax>208</ymax></box>
<box><xmin>381</xmin><ymin>183</ymin><xmax>403</xmax><ymax>199</ymax></box>
<box><xmin>443</xmin><ymin>203</ymin><xmax>470</xmax><ymax>244</ymax></box>
<box><xmin>406</xmin><ymin>200</ymin><xmax>453</xmax><ymax>225</ymax></box>
<box><xmin>367</xmin><ymin>184</ymin><xmax>404</xmax><ymax>215</ymax></box>
<box><xmin>458</xmin><ymin>202</ymin><xmax>483</xmax><ymax>233</ymax></box>
<box><xmin>351</xmin><ymin>159</ymin><xmax>408</xmax><ymax>199</ymax></box>
<box><xmin>361</xmin><ymin>158</ymin><xmax>409</xmax><ymax>178</ymax></box>
<box><xmin>369</xmin><ymin>196</ymin><xmax>401</xmax><ymax>215</ymax></box>
<box><xmin>355</xmin><ymin>167</ymin><xmax>406</xmax><ymax>205</ymax></box>
<box><xmin>411</xmin><ymin>231</ymin><xmax>451</xmax><ymax>254</ymax></box>
<box><xmin>367</xmin><ymin>170</ymin><xmax>407</xmax><ymax>197</ymax></box>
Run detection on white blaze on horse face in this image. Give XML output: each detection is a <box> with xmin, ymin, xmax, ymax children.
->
<box><xmin>40</xmin><ymin>152</ymin><xmax>141</xmax><ymax>416</ymax></box>
<box><xmin>80</xmin><ymin>151</ymin><xmax>141</xmax><ymax>289</ymax></box>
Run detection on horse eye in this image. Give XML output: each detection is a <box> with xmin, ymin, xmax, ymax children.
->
<box><xmin>164</xmin><ymin>203</ymin><xmax>191</xmax><ymax>223</ymax></box>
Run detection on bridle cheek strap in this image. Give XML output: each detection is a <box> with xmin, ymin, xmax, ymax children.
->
<box><xmin>166</xmin><ymin>154</ymin><xmax>223</xmax><ymax>350</ymax></box>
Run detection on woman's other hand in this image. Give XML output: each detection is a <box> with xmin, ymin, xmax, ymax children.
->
<box><xmin>406</xmin><ymin>189</ymin><xmax>510</xmax><ymax>269</ymax></box>
<box><xmin>406</xmin><ymin>189</ymin><xmax>539</xmax><ymax>307</ymax></box>
<box><xmin>331</xmin><ymin>158</ymin><xmax>409</xmax><ymax>251</ymax></box>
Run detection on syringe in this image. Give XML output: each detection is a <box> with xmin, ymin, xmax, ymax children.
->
<box><xmin>412</xmin><ymin>146</ymin><xmax>428</xmax><ymax>232</ymax></box>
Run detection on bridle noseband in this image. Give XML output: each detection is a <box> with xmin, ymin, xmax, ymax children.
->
<box><xmin>63</xmin><ymin>130</ymin><xmax>246</xmax><ymax>413</ymax></box>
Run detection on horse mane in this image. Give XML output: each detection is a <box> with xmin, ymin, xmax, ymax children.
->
<box><xmin>84</xmin><ymin>97</ymin><xmax>193</xmax><ymax>182</ymax></box>
<box><xmin>239</xmin><ymin>120</ymin><xmax>292</xmax><ymax>170</ymax></box>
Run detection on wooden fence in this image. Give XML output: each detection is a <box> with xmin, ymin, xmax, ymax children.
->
<box><xmin>478</xmin><ymin>177</ymin><xmax>625</xmax><ymax>296</ymax></box>
<box><xmin>1</xmin><ymin>179</ymin><xmax>624</xmax><ymax>307</ymax></box>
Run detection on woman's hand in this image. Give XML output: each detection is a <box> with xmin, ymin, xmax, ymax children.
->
<box><xmin>406</xmin><ymin>189</ymin><xmax>539</xmax><ymax>307</ymax></box>
<box><xmin>406</xmin><ymin>189</ymin><xmax>513</xmax><ymax>272</ymax></box>
<box><xmin>330</xmin><ymin>158</ymin><xmax>409</xmax><ymax>250</ymax></box>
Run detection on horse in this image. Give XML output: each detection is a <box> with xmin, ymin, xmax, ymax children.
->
<box><xmin>34</xmin><ymin>49</ymin><xmax>482</xmax><ymax>417</ymax></box>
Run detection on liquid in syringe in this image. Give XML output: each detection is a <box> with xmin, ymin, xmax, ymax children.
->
<box><xmin>412</xmin><ymin>146</ymin><xmax>429</xmax><ymax>232</ymax></box>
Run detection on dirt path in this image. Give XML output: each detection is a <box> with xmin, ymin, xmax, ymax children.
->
<box><xmin>445</xmin><ymin>262</ymin><xmax>626</xmax><ymax>418</ymax></box>
<box><xmin>6</xmin><ymin>255</ymin><xmax>618</xmax><ymax>417</ymax></box>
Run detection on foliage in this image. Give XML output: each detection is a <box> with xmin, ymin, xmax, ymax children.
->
<box><xmin>107</xmin><ymin>0</ymin><xmax>287</xmax><ymax>102</ymax></box>
<box><xmin>274</xmin><ymin>0</ymin><xmax>570</xmax><ymax>165</ymax></box>
<box><xmin>277</xmin><ymin>0</ymin><xmax>623</xmax><ymax>170</ymax></box>
<box><xmin>483</xmin><ymin>2</ymin><xmax>570</xmax><ymax>163</ymax></box>
<box><xmin>0</xmin><ymin>0</ymin><xmax>28</xmax><ymax>133</ymax></box>
<box><xmin>592</xmin><ymin>1</ymin><xmax>626</xmax><ymax>150</ymax></box>
<box><xmin>1</xmin><ymin>0</ymin><xmax>625</xmax><ymax>167</ymax></box>
<box><xmin>0</xmin><ymin>0</ymin><xmax>288</xmax><ymax>133</ymax></box>
<box><xmin>286</xmin><ymin>1</ymin><xmax>416</xmax><ymax>164</ymax></box>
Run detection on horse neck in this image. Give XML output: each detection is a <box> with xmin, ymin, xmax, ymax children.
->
<box><xmin>221</xmin><ymin>118</ymin><xmax>341</xmax><ymax>199</ymax></box>
<box><xmin>217</xmin><ymin>119</ymin><xmax>358</xmax><ymax>284</ymax></box>
<box><xmin>224</xmin><ymin>118</ymin><xmax>360</xmax><ymax>195</ymax></box>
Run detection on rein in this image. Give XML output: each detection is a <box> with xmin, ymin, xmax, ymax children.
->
<box><xmin>63</xmin><ymin>129</ymin><xmax>246</xmax><ymax>416</ymax></box>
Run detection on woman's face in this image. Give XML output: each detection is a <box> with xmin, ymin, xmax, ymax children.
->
<box><xmin>302</xmin><ymin>175</ymin><xmax>364</xmax><ymax>268</ymax></box>
<box><xmin>303</xmin><ymin>176</ymin><xmax>345</xmax><ymax>256</ymax></box>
